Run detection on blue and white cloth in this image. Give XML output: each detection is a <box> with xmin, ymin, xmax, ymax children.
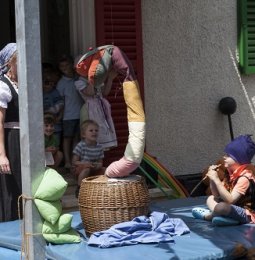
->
<box><xmin>88</xmin><ymin>211</ymin><xmax>190</xmax><ymax>248</ymax></box>
<box><xmin>0</xmin><ymin>43</ymin><xmax>17</xmax><ymax>76</ymax></box>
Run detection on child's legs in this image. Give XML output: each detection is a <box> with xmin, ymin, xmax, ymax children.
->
<box><xmin>62</xmin><ymin>120</ymin><xmax>80</xmax><ymax>166</ymax></box>
<box><xmin>63</xmin><ymin>137</ymin><xmax>72</xmax><ymax>166</ymax></box>
<box><xmin>217</xmin><ymin>204</ymin><xmax>250</xmax><ymax>224</ymax></box>
<box><xmin>72</xmin><ymin>131</ymin><xmax>80</xmax><ymax>150</ymax></box>
<box><xmin>77</xmin><ymin>168</ymin><xmax>104</xmax><ymax>186</ymax></box>
<box><xmin>209</xmin><ymin>200</ymin><xmax>249</xmax><ymax>223</ymax></box>
<box><xmin>213</xmin><ymin>202</ymin><xmax>232</xmax><ymax>216</ymax></box>
<box><xmin>205</xmin><ymin>195</ymin><xmax>221</xmax><ymax>221</ymax></box>
<box><xmin>54</xmin><ymin>151</ymin><xmax>63</xmax><ymax>167</ymax></box>
<box><xmin>206</xmin><ymin>195</ymin><xmax>221</xmax><ymax>211</ymax></box>
<box><xmin>90</xmin><ymin>167</ymin><xmax>105</xmax><ymax>177</ymax></box>
<box><xmin>78</xmin><ymin>168</ymin><xmax>90</xmax><ymax>186</ymax></box>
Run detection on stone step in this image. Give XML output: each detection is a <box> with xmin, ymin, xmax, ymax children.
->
<box><xmin>63</xmin><ymin>173</ymin><xmax>76</xmax><ymax>185</ymax></box>
<box><xmin>63</xmin><ymin>172</ymin><xmax>77</xmax><ymax>197</ymax></box>
<box><xmin>62</xmin><ymin>194</ymin><xmax>78</xmax><ymax>213</ymax></box>
<box><xmin>149</xmin><ymin>187</ymin><xmax>175</xmax><ymax>199</ymax></box>
<box><xmin>64</xmin><ymin>184</ymin><xmax>77</xmax><ymax>195</ymax></box>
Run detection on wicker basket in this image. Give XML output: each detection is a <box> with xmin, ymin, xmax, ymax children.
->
<box><xmin>78</xmin><ymin>175</ymin><xmax>150</xmax><ymax>235</ymax></box>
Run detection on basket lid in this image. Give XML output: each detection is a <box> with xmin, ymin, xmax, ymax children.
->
<box><xmin>83</xmin><ymin>174</ymin><xmax>142</xmax><ymax>184</ymax></box>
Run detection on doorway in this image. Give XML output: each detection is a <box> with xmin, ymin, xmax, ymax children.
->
<box><xmin>40</xmin><ymin>0</ymin><xmax>70</xmax><ymax>66</ymax></box>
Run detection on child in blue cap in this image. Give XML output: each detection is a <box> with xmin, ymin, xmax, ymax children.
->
<box><xmin>192</xmin><ymin>135</ymin><xmax>255</xmax><ymax>226</ymax></box>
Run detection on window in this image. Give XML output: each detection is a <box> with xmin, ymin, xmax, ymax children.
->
<box><xmin>238</xmin><ymin>0</ymin><xmax>255</xmax><ymax>74</ymax></box>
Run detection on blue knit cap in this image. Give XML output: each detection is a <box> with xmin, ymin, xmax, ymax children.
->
<box><xmin>224</xmin><ymin>135</ymin><xmax>255</xmax><ymax>164</ymax></box>
<box><xmin>0</xmin><ymin>43</ymin><xmax>17</xmax><ymax>76</ymax></box>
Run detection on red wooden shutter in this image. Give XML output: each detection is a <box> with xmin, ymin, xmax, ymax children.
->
<box><xmin>95</xmin><ymin>0</ymin><xmax>144</xmax><ymax>166</ymax></box>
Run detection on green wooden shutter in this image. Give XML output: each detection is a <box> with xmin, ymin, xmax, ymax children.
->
<box><xmin>238</xmin><ymin>0</ymin><xmax>255</xmax><ymax>74</ymax></box>
<box><xmin>95</xmin><ymin>0</ymin><xmax>144</xmax><ymax>166</ymax></box>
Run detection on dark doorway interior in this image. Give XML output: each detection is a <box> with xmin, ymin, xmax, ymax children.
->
<box><xmin>1</xmin><ymin>1</ymin><xmax>70</xmax><ymax>66</ymax></box>
<box><xmin>0</xmin><ymin>0</ymin><xmax>15</xmax><ymax>49</ymax></box>
<box><xmin>40</xmin><ymin>0</ymin><xmax>70</xmax><ymax>66</ymax></box>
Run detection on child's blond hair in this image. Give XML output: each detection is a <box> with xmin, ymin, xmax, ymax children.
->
<box><xmin>80</xmin><ymin>119</ymin><xmax>99</xmax><ymax>133</ymax></box>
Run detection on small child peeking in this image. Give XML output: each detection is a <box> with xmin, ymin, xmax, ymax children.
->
<box><xmin>192</xmin><ymin>135</ymin><xmax>255</xmax><ymax>226</ymax></box>
<box><xmin>44</xmin><ymin>113</ymin><xmax>63</xmax><ymax>168</ymax></box>
<box><xmin>72</xmin><ymin>119</ymin><xmax>104</xmax><ymax>198</ymax></box>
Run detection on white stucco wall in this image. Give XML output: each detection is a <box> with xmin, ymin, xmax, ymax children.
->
<box><xmin>142</xmin><ymin>0</ymin><xmax>255</xmax><ymax>176</ymax></box>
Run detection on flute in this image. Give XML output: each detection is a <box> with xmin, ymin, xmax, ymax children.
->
<box><xmin>189</xmin><ymin>164</ymin><xmax>221</xmax><ymax>197</ymax></box>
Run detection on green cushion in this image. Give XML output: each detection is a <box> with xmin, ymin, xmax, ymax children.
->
<box><xmin>34</xmin><ymin>168</ymin><xmax>68</xmax><ymax>201</ymax></box>
<box><xmin>34</xmin><ymin>199</ymin><xmax>62</xmax><ymax>225</ymax></box>
<box><xmin>42</xmin><ymin>214</ymin><xmax>73</xmax><ymax>234</ymax></box>
<box><xmin>43</xmin><ymin>228</ymin><xmax>81</xmax><ymax>244</ymax></box>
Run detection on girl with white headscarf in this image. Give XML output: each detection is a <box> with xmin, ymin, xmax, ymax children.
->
<box><xmin>0</xmin><ymin>43</ymin><xmax>21</xmax><ymax>222</ymax></box>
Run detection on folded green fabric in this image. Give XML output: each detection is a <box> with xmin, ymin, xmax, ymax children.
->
<box><xmin>34</xmin><ymin>199</ymin><xmax>62</xmax><ymax>225</ymax></box>
<box><xmin>43</xmin><ymin>228</ymin><xmax>81</xmax><ymax>244</ymax></box>
<box><xmin>34</xmin><ymin>168</ymin><xmax>68</xmax><ymax>201</ymax></box>
<box><xmin>42</xmin><ymin>214</ymin><xmax>73</xmax><ymax>234</ymax></box>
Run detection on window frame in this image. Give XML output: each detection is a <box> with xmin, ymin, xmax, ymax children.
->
<box><xmin>238</xmin><ymin>0</ymin><xmax>255</xmax><ymax>74</ymax></box>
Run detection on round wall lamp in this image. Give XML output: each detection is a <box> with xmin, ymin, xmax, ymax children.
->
<box><xmin>218</xmin><ymin>97</ymin><xmax>237</xmax><ymax>140</ymax></box>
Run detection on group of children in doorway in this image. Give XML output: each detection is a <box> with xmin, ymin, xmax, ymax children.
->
<box><xmin>42</xmin><ymin>54</ymin><xmax>118</xmax><ymax>198</ymax></box>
